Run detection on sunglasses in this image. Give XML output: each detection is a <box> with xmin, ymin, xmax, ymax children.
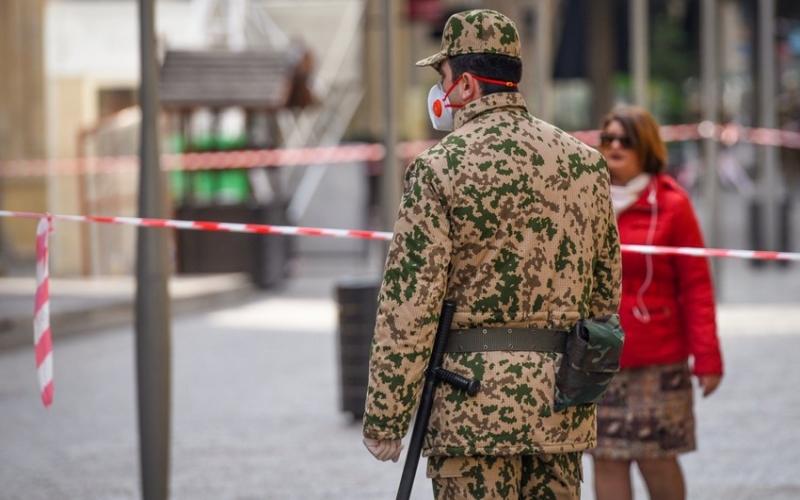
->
<box><xmin>599</xmin><ymin>133</ymin><xmax>634</xmax><ymax>149</ymax></box>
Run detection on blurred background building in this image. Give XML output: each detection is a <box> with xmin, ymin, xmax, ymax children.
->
<box><xmin>1</xmin><ymin>0</ymin><xmax>799</xmax><ymax>280</ymax></box>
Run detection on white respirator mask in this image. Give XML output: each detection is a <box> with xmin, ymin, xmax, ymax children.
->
<box><xmin>427</xmin><ymin>82</ymin><xmax>457</xmax><ymax>131</ymax></box>
<box><xmin>427</xmin><ymin>75</ymin><xmax>465</xmax><ymax>132</ymax></box>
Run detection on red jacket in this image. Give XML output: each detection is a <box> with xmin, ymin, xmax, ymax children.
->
<box><xmin>616</xmin><ymin>174</ymin><xmax>723</xmax><ymax>375</ymax></box>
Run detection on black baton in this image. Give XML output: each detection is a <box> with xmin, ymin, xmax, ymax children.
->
<box><xmin>396</xmin><ymin>300</ymin><xmax>480</xmax><ymax>500</ymax></box>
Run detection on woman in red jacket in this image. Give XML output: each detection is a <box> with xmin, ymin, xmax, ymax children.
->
<box><xmin>590</xmin><ymin>107</ymin><xmax>724</xmax><ymax>500</ymax></box>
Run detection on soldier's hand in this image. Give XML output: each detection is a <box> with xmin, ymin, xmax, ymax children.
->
<box><xmin>698</xmin><ymin>374</ymin><xmax>722</xmax><ymax>397</ymax></box>
<box><xmin>363</xmin><ymin>437</ymin><xmax>404</xmax><ymax>462</ymax></box>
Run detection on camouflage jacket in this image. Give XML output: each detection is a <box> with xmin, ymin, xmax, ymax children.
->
<box><xmin>362</xmin><ymin>92</ymin><xmax>621</xmax><ymax>457</ymax></box>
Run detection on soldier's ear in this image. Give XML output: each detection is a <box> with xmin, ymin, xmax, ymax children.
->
<box><xmin>461</xmin><ymin>72</ymin><xmax>480</xmax><ymax>101</ymax></box>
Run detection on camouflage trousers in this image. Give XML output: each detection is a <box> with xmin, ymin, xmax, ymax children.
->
<box><xmin>426</xmin><ymin>452</ymin><xmax>583</xmax><ymax>500</ymax></box>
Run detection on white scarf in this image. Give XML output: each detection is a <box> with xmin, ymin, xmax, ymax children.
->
<box><xmin>610</xmin><ymin>173</ymin><xmax>652</xmax><ymax>215</ymax></box>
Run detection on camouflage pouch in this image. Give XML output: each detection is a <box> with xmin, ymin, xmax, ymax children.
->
<box><xmin>554</xmin><ymin>314</ymin><xmax>624</xmax><ymax>412</ymax></box>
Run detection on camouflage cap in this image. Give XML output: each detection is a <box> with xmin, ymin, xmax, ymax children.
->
<box><xmin>416</xmin><ymin>9</ymin><xmax>521</xmax><ymax>67</ymax></box>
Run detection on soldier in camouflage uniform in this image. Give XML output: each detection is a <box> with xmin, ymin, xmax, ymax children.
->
<box><xmin>362</xmin><ymin>9</ymin><xmax>622</xmax><ymax>500</ymax></box>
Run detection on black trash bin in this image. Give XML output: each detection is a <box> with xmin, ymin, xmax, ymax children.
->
<box><xmin>336</xmin><ymin>277</ymin><xmax>381</xmax><ymax>420</ymax></box>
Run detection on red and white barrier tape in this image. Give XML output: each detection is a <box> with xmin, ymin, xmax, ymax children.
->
<box><xmin>570</xmin><ymin>123</ymin><xmax>707</xmax><ymax>147</ymax></box>
<box><xmin>0</xmin><ymin>210</ymin><xmax>394</xmax><ymax>241</ymax></box>
<box><xmin>3</xmin><ymin>123</ymin><xmax>800</xmax><ymax>178</ymax></box>
<box><xmin>0</xmin><ymin>144</ymin><xmax>387</xmax><ymax>178</ymax></box>
<box><xmin>2</xmin><ymin>209</ymin><xmax>799</xmax><ymax>257</ymax></box>
<box><xmin>4</xmin><ymin>208</ymin><xmax>800</xmax><ymax>408</ymax></box>
<box><xmin>621</xmin><ymin>244</ymin><xmax>800</xmax><ymax>262</ymax></box>
<box><xmin>34</xmin><ymin>216</ymin><xmax>54</xmax><ymax>407</ymax></box>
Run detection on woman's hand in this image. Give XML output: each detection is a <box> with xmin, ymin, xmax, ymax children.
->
<box><xmin>697</xmin><ymin>374</ymin><xmax>722</xmax><ymax>397</ymax></box>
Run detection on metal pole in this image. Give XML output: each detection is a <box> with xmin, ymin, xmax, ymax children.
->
<box><xmin>630</xmin><ymin>0</ymin><xmax>648</xmax><ymax>107</ymax></box>
<box><xmin>0</xmin><ymin>1</ymin><xmax>8</xmax><ymax>274</ymax></box>
<box><xmin>136</xmin><ymin>1</ymin><xmax>172</xmax><ymax>499</ymax></box>
<box><xmin>758</xmin><ymin>0</ymin><xmax>780</xmax><ymax>251</ymax></box>
<box><xmin>381</xmin><ymin>0</ymin><xmax>400</xmax><ymax>241</ymax></box>
<box><xmin>588</xmin><ymin>0</ymin><xmax>615</xmax><ymax>126</ymax></box>
<box><xmin>700</xmin><ymin>0</ymin><xmax>720</xmax><ymax>280</ymax></box>
<box><xmin>534</xmin><ymin>0</ymin><xmax>554</xmax><ymax>121</ymax></box>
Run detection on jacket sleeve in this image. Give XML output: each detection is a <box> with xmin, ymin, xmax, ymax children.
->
<box><xmin>671</xmin><ymin>197</ymin><xmax>723</xmax><ymax>376</ymax></box>
<box><xmin>362</xmin><ymin>157</ymin><xmax>452</xmax><ymax>440</ymax></box>
<box><xmin>589</xmin><ymin>165</ymin><xmax>622</xmax><ymax>319</ymax></box>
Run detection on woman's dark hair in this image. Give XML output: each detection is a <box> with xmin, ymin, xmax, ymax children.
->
<box><xmin>447</xmin><ymin>53</ymin><xmax>522</xmax><ymax>95</ymax></box>
<box><xmin>601</xmin><ymin>106</ymin><xmax>667</xmax><ymax>174</ymax></box>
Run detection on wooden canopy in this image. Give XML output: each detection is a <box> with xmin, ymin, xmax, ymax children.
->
<box><xmin>159</xmin><ymin>48</ymin><xmax>317</xmax><ymax>110</ymax></box>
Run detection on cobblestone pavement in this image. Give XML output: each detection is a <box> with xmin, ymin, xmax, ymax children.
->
<box><xmin>1</xmin><ymin>255</ymin><xmax>800</xmax><ymax>499</ymax></box>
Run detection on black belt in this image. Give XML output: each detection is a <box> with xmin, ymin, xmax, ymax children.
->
<box><xmin>445</xmin><ymin>327</ymin><xmax>568</xmax><ymax>353</ymax></box>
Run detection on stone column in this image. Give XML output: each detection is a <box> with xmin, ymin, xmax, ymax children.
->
<box><xmin>0</xmin><ymin>0</ymin><xmax>48</xmax><ymax>267</ymax></box>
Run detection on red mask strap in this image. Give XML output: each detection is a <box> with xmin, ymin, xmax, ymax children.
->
<box><xmin>442</xmin><ymin>75</ymin><xmax>464</xmax><ymax>109</ymax></box>
<box><xmin>441</xmin><ymin>74</ymin><xmax>517</xmax><ymax>110</ymax></box>
<box><xmin>471</xmin><ymin>75</ymin><xmax>519</xmax><ymax>88</ymax></box>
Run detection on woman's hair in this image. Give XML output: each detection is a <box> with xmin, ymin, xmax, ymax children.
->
<box><xmin>601</xmin><ymin>106</ymin><xmax>667</xmax><ymax>174</ymax></box>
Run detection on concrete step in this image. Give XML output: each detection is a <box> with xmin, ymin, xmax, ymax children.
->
<box><xmin>0</xmin><ymin>273</ymin><xmax>254</xmax><ymax>350</ymax></box>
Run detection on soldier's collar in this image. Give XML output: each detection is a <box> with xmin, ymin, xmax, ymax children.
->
<box><xmin>454</xmin><ymin>92</ymin><xmax>528</xmax><ymax>129</ymax></box>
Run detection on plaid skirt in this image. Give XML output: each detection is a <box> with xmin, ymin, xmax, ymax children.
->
<box><xmin>589</xmin><ymin>361</ymin><xmax>696</xmax><ymax>460</ymax></box>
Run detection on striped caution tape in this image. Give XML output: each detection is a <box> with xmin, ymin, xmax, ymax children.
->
<box><xmin>621</xmin><ymin>244</ymin><xmax>800</xmax><ymax>262</ymax></box>
<box><xmin>0</xmin><ymin>144</ymin><xmax>387</xmax><ymax>178</ymax></box>
<box><xmin>2</xmin><ymin>123</ymin><xmax>800</xmax><ymax>178</ymax></box>
<box><xmin>34</xmin><ymin>216</ymin><xmax>54</xmax><ymax>408</ymax></box>
<box><xmin>1</xmin><ymin>209</ymin><xmax>798</xmax><ymax>260</ymax></box>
